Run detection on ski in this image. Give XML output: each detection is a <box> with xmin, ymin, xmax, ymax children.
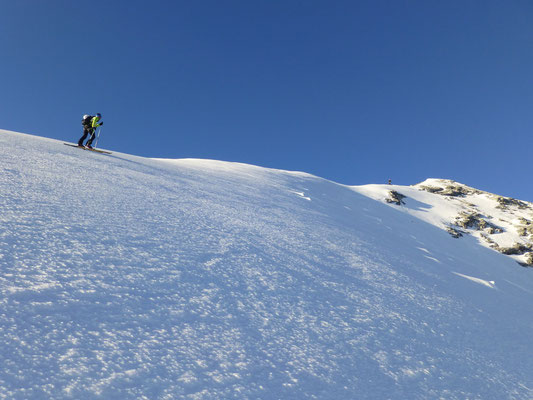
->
<box><xmin>64</xmin><ymin>143</ymin><xmax>112</xmax><ymax>154</ymax></box>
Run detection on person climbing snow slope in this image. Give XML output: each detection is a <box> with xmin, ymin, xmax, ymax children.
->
<box><xmin>78</xmin><ymin>113</ymin><xmax>103</xmax><ymax>149</ymax></box>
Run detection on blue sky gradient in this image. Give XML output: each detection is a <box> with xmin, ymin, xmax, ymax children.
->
<box><xmin>1</xmin><ymin>1</ymin><xmax>532</xmax><ymax>201</ymax></box>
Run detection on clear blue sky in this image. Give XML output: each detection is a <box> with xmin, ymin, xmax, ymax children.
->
<box><xmin>1</xmin><ymin>1</ymin><xmax>532</xmax><ymax>201</ymax></box>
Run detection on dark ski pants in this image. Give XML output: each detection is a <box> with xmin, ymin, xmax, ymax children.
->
<box><xmin>78</xmin><ymin>127</ymin><xmax>95</xmax><ymax>146</ymax></box>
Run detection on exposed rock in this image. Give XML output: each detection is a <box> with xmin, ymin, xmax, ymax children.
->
<box><xmin>496</xmin><ymin>242</ymin><xmax>533</xmax><ymax>256</ymax></box>
<box><xmin>495</xmin><ymin>196</ymin><xmax>531</xmax><ymax>210</ymax></box>
<box><xmin>454</xmin><ymin>212</ymin><xmax>503</xmax><ymax>233</ymax></box>
<box><xmin>517</xmin><ymin>226</ymin><xmax>528</xmax><ymax>237</ymax></box>
<box><xmin>446</xmin><ymin>226</ymin><xmax>464</xmax><ymax>238</ymax></box>
<box><xmin>480</xmin><ymin>233</ymin><xmax>497</xmax><ymax>247</ymax></box>
<box><xmin>418</xmin><ymin>181</ymin><xmax>483</xmax><ymax>198</ymax></box>
<box><xmin>517</xmin><ymin>217</ymin><xmax>531</xmax><ymax>225</ymax></box>
<box><xmin>386</xmin><ymin>191</ymin><xmax>406</xmax><ymax>206</ymax></box>
<box><xmin>418</xmin><ymin>185</ymin><xmax>444</xmax><ymax>194</ymax></box>
<box><xmin>516</xmin><ymin>218</ymin><xmax>533</xmax><ymax>237</ymax></box>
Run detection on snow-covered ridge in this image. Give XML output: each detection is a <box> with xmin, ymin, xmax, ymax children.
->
<box><xmin>352</xmin><ymin>178</ymin><xmax>533</xmax><ymax>266</ymax></box>
<box><xmin>1</xmin><ymin>129</ymin><xmax>533</xmax><ymax>399</ymax></box>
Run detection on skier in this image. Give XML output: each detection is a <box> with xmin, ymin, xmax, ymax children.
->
<box><xmin>78</xmin><ymin>113</ymin><xmax>103</xmax><ymax>149</ymax></box>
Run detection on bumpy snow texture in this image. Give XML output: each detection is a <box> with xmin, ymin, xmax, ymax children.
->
<box><xmin>1</xmin><ymin>130</ymin><xmax>532</xmax><ymax>399</ymax></box>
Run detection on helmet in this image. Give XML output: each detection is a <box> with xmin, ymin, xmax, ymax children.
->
<box><xmin>96</xmin><ymin>113</ymin><xmax>102</xmax><ymax>118</ymax></box>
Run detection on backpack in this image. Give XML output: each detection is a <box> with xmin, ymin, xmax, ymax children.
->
<box><xmin>82</xmin><ymin>114</ymin><xmax>93</xmax><ymax>127</ymax></box>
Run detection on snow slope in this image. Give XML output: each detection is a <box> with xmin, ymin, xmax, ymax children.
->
<box><xmin>1</xmin><ymin>129</ymin><xmax>532</xmax><ymax>399</ymax></box>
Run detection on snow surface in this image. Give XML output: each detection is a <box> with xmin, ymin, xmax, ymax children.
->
<box><xmin>1</xmin><ymin>129</ymin><xmax>533</xmax><ymax>399</ymax></box>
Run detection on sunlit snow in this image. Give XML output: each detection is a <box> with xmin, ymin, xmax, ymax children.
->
<box><xmin>1</xmin><ymin>129</ymin><xmax>532</xmax><ymax>399</ymax></box>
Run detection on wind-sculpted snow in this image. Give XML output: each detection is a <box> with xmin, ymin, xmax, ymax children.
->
<box><xmin>1</xmin><ymin>130</ymin><xmax>532</xmax><ymax>399</ymax></box>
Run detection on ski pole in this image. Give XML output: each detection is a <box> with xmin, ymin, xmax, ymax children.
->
<box><xmin>94</xmin><ymin>126</ymin><xmax>102</xmax><ymax>148</ymax></box>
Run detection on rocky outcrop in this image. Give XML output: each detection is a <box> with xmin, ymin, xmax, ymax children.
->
<box><xmin>418</xmin><ymin>180</ymin><xmax>483</xmax><ymax>197</ymax></box>
<box><xmin>446</xmin><ymin>226</ymin><xmax>464</xmax><ymax>238</ymax></box>
<box><xmin>516</xmin><ymin>218</ymin><xmax>533</xmax><ymax>238</ymax></box>
<box><xmin>445</xmin><ymin>211</ymin><xmax>504</xmax><ymax>240</ymax></box>
<box><xmin>386</xmin><ymin>191</ymin><xmax>406</xmax><ymax>206</ymax></box>
<box><xmin>454</xmin><ymin>211</ymin><xmax>502</xmax><ymax>233</ymax></box>
<box><xmin>495</xmin><ymin>242</ymin><xmax>533</xmax><ymax>256</ymax></box>
<box><xmin>495</xmin><ymin>196</ymin><xmax>531</xmax><ymax>210</ymax></box>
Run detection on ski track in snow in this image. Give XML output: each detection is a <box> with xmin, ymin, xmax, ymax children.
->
<box><xmin>0</xmin><ymin>130</ymin><xmax>533</xmax><ymax>399</ymax></box>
